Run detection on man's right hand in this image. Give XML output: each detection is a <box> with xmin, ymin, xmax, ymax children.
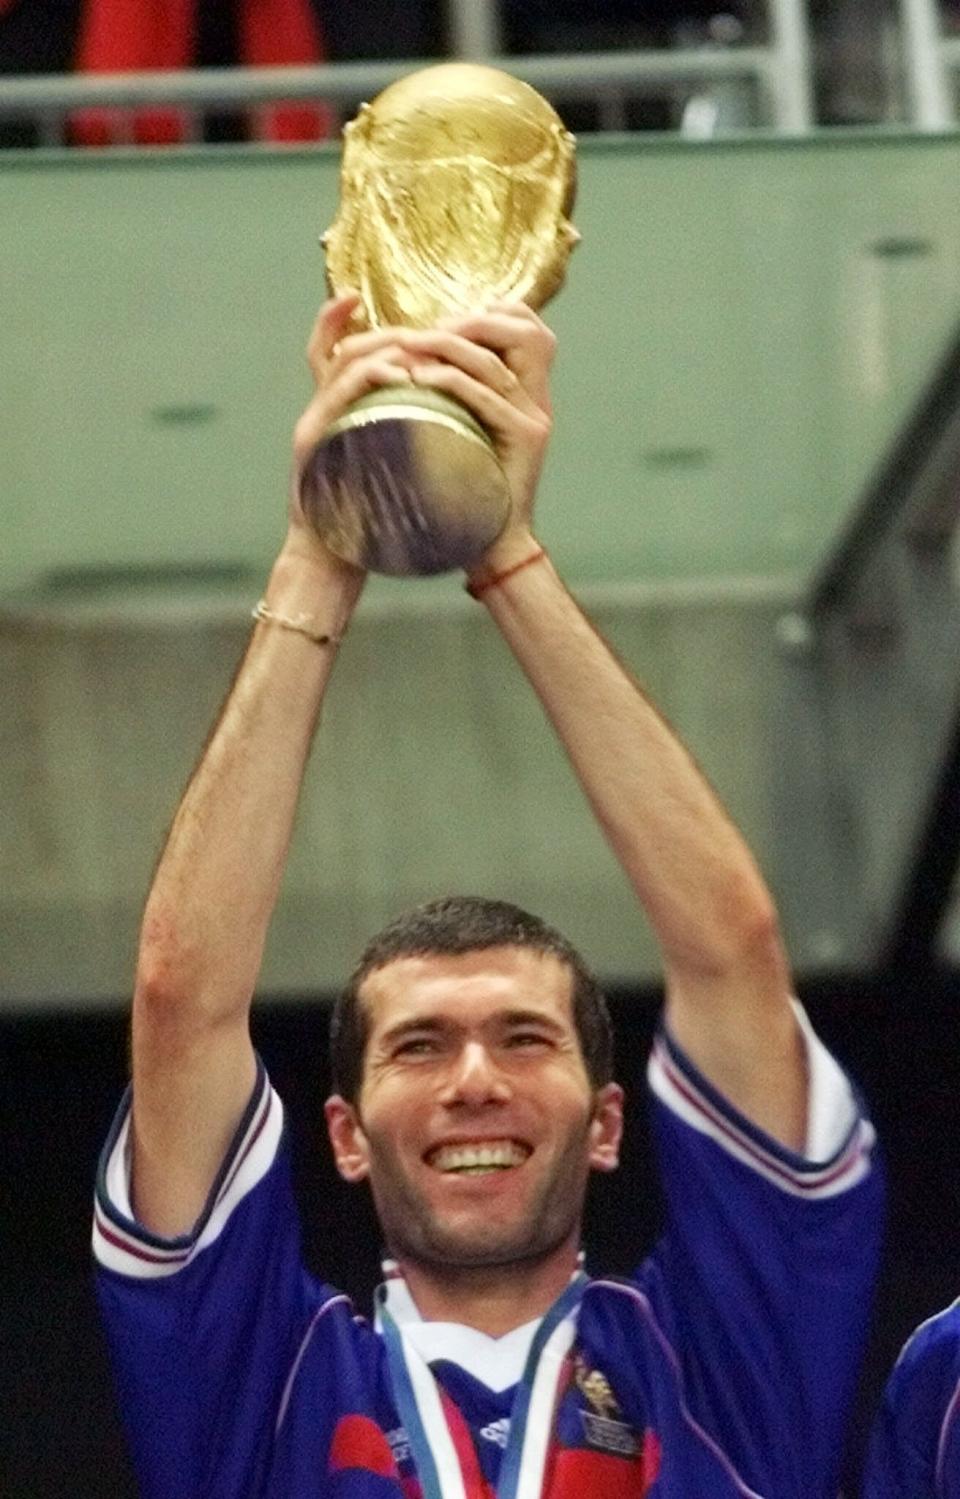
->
<box><xmin>288</xmin><ymin>293</ymin><xmax>419</xmax><ymax>552</ymax></box>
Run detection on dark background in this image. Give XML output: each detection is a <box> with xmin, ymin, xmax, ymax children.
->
<box><xmin>3</xmin><ymin>963</ymin><xmax>959</xmax><ymax>1497</ymax></box>
<box><xmin>0</xmin><ymin>0</ymin><xmax>761</xmax><ymax>76</ymax></box>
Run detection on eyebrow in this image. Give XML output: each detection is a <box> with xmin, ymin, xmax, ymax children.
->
<box><xmin>378</xmin><ymin>1009</ymin><xmax>568</xmax><ymax>1046</ymax></box>
<box><xmin>379</xmin><ymin>1017</ymin><xmax>449</xmax><ymax>1046</ymax></box>
<box><xmin>495</xmin><ymin>1009</ymin><xmax>567</xmax><ymax>1034</ymax></box>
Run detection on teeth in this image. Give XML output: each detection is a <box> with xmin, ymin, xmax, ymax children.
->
<box><xmin>430</xmin><ymin>1141</ymin><xmax>528</xmax><ymax>1173</ymax></box>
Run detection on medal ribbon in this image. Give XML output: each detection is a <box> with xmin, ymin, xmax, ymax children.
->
<box><xmin>378</xmin><ymin>1274</ymin><xmax>587</xmax><ymax>1499</ymax></box>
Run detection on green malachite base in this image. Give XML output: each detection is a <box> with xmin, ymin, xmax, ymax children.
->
<box><xmin>298</xmin><ymin>385</ymin><xmax>510</xmax><ymax>577</ymax></box>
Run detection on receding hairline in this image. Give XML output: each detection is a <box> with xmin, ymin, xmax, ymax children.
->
<box><xmin>355</xmin><ymin>942</ymin><xmax>578</xmax><ymax>1021</ymax></box>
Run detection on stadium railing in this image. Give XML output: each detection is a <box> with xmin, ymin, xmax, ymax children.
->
<box><xmin>901</xmin><ymin>0</ymin><xmax>960</xmax><ymax>128</ymax></box>
<box><xmin>0</xmin><ymin>0</ymin><xmax>815</xmax><ymax>143</ymax></box>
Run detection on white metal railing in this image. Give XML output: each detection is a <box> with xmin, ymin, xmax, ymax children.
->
<box><xmin>900</xmin><ymin>0</ymin><xmax>957</xmax><ymax>127</ymax></box>
<box><xmin>446</xmin><ymin>0</ymin><xmax>503</xmax><ymax>60</ymax></box>
<box><xmin>764</xmin><ymin>0</ymin><xmax>815</xmax><ymax>132</ymax></box>
<box><xmin>0</xmin><ymin>0</ymin><xmax>815</xmax><ymax>144</ymax></box>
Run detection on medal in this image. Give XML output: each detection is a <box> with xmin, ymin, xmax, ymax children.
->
<box><xmin>378</xmin><ymin>1275</ymin><xmax>586</xmax><ymax>1499</ymax></box>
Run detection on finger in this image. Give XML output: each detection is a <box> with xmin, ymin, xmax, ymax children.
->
<box><xmin>482</xmin><ymin>300</ymin><xmax>545</xmax><ymax>323</ymax></box>
<box><xmin>441</xmin><ymin>309</ymin><xmax>555</xmax><ymax>360</ymax></box>
<box><xmin>409</xmin><ymin>362</ymin><xmax>544</xmax><ymax>437</ymax></box>
<box><xmin>306</xmin><ymin>292</ymin><xmax>363</xmax><ymax>377</ymax></box>
<box><xmin>325</xmin><ymin>326</ymin><xmax>420</xmax><ymax>380</ymax></box>
<box><xmin>325</xmin><ymin>353</ymin><xmax>413</xmax><ymax>410</ymax></box>
<box><xmin>434</xmin><ymin>310</ymin><xmax>556</xmax><ymax>403</ymax></box>
<box><xmin>328</xmin><ymin>326</ymin><xmax>510</xmax><ymax>386</ymax></box>
<box><xmin>438</xmin><ymin>302</ymin><xmax>547</xmax><ymax>338</ymax></box>
<box><xmin>294</xmin><ymin>356</ymin><xmax>412</xmax><ymax>456</ymax></box>
<box><xmin>387</xmin><ymin>329</ymin><xmax>522</xmax><ymax>400</ymax></box>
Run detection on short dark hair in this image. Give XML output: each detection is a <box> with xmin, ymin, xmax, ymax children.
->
<box><xmin>330</xmin><ymin>895</ymin><xmax>614</xmax><ymax>1103</ymax></box>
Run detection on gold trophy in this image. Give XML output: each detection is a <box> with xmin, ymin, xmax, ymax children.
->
<box><xmin>298</xmin><ymin>63</ymin><xmax>579</xmax><ymax>576</ymax></box>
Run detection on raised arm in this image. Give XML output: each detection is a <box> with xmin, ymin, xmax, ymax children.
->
<box><xmin>130</xmin><ymin>295</ymin><xmax>424</xmax><ymax>1236</ymax></box>
<box><xmin>394</xmin><ymin>303</ymin><xmax>805</xmax><ymax>1150</ymax></box>
<box><xmin>471</xmin><ymin>542</ymin><xmax>803</xmax><ymax>1147</ymax></box>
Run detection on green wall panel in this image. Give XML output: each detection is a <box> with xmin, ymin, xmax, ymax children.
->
<box><xmin>3</xmin><ymin>132</ymin><xmax>960</xmax><ymax>601</ymax></box>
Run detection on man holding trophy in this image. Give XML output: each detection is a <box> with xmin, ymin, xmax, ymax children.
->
<box><xmin>93</xmin><ymin>66</ymin><xmax>882</xmax><ymax>1499</ymax></box>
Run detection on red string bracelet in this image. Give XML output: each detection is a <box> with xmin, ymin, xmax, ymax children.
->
<box><xmin>465</xmin><ymin>547</ymin><xmax>547</xmax><ymax>600</ymax></box>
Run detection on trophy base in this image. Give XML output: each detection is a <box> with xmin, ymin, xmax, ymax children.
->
<box><xmin>298</xmin><ymin>387</ymin><xmax>511</xmax><ymax>576</ymax></box>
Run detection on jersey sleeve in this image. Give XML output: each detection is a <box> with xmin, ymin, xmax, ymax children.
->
<box><xmin>92</xmin><ymin>1059</ymin><xmax>328</xmax><ymax>1499</ymax></box>
<box><xmin>864</xmin><ymin>1304</ymin><xmax>960</xmax><ymax>1499</ymax></box>
<box><xmin>642</xmin><ymin>1003</ymin><xmax>884</xmax><ymax>1497</ymax></box>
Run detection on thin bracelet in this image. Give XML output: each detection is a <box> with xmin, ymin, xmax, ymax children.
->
<box><xmin>465</xmin><ymin>547</ymin><xmax>547</xmax><ymax>600</ymax></box>
<box><xmin>251</xmin><ymin>599</ymin><xmax>343</xmax><ymax>646</ymax></box>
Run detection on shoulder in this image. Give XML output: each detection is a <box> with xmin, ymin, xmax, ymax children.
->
<box><xmin>870</xmin><ymin>1300</ymin><xmax>960</xmax><ymax>1497</ymax></box>
<box><xmin>887</xmin><ymin>1301</ymin><xmax>960</xmax><ymax>1413</ymax></box>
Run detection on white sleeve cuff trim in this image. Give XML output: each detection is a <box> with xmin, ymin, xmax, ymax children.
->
<box><xmin>794</xmin><ymin>1000</ymin><xmax>859</xmax><ymax>1161</ymax></box>
<box><xmin>92</xmin><ymin>1077</ymin><xmax>284</xmax><ymax>1278</ymax></box>
<box><xmin>104</xmin><ymin>1112</ymin><xmax>135</xmax><ymax>1222</ymax></box>
<box><xmin>648</xmin><ymin>1005</ymin><xmax>874</xmax><ymax>1200</ymax></box>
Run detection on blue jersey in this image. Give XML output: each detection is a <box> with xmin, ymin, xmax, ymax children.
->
<box><xmin>864</xmin><ymin>1301</ymin><xmax>960</xmax><ymax>1498</ymax></box>
<box><xmin>94</xmin><ymin>1020</ymin><xmax>883</xmax><ymax>1499</ymax></box>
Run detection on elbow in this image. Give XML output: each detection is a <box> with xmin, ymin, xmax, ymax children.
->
<box><xmin>134</xmin><ymin>951</ymin><xmax>194</xmax><ymax>1019</ymax></box>
<box><xmin>133</xmin><ymin>957</ymin><xmax>229</xmax><ymax>1048</ymax></box>
<box><xmin>134</xmin><ymin>914</ymin><xmax>251</xmax><ymax>1030</ymax></box>
<box><xmin>676</xmin><ymin>878</ymin><xmax>786</xmax><ymax>981</ymax></box>
<box><xmin>718</xmin><ymin>882</ymin><xmax>787</xmax><ymax>976</ymax></box>
<box><xmin>134</xmin><ymin>910</ymin><xmax>203</xmax><ymax>1016</ymax></box>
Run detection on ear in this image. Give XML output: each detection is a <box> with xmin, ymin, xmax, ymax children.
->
<box><xmin>324</xmin><ymin>1095</ymin><xmax>371</xmax><ymax>1183</ymax></box>
<box><xmin>588</xmin><ymin>1083</ymin><xmax>624</xmax><ymax>1173</ymax></box>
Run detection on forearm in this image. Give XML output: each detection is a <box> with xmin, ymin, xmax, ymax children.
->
<box><xmin>471</xmin><ymin>535</ymin><xmax>778</xmax><ymax>978</ymax></box>
<box><xmin>136</xmin><ymin>539</ymin><xmax>363</xmax><ymax>1024</ymax></box>
<box><xmin>471</xmin><ymin>536</ymin><xmax>805</xmax><ymax>1147</ymax></box>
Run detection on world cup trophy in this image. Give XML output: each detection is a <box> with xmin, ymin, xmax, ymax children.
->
<box><xmin>297</xmin><ymin>63</ymin><xmax>579</xmax><ymax>576</ymax></box>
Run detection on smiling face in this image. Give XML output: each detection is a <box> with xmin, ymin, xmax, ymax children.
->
<box><xmin>324</xmin><ymin>946</ymin><xmax>623</xmax><ymax>1274</ymax></box>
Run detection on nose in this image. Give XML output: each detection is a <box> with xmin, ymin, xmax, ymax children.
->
<box><xmin>439</xmin><ymin>1040</ymin><xmax>511</xmax><ymax>1108</ymax></box>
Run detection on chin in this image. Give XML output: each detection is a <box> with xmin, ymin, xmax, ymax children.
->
<box><xmin>408</xmin><ymin>1217</ymin><xmax>570</xmax><ymax>1271</ymax></box>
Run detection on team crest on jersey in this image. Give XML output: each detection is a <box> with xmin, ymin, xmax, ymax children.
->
<box><xmin>574</xmin><ymin>1356</ymin><xmax>640</xmax><ymax>1457</ymax></box>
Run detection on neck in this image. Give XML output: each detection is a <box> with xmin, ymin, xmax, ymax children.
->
<box><xmin>393</xmin><ymin>1241</ymin><xmax>581</xmax><ymax>1337</ymax></box>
